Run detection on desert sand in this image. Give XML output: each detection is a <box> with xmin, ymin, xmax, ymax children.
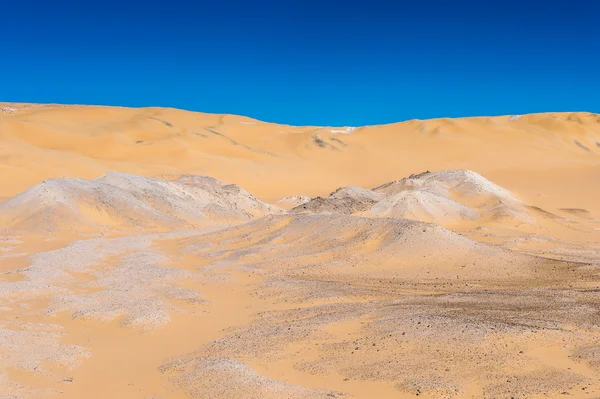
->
<box><xmin>1</xmin><ymin>103</ymin><xmax>600</xmax><ymax>398</ymax></box>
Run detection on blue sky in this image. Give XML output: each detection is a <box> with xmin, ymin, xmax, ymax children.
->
<box><xmin>1</xmin><ymin>1</ymin><xmax>598</xmax><ymax>126</ymax></box>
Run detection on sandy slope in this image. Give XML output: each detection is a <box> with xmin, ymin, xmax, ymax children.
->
<box><xmin>1</xmin><ymin>103</ymin><xmax>599</xmax><ymax>214</ymax></box>
<box><xmin>1</xmin><ymin>103</ymin><xmax>600</xmax><ymax>399</ymax></box>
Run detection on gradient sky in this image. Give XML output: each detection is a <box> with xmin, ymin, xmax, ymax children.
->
<box><xmin>1</xmin><ymin>1</ymin><xmax>599</xmax><ymax>126</ymax></box>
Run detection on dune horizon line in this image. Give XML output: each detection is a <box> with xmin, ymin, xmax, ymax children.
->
<box><xmin>1</xmin><ymin>100</ymin><xmax>597</xmax><ymax>128</ymax></box>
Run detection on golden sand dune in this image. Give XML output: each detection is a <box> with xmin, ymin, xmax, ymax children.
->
<box><xmin>289</xmin><ymin>169</ymin><xmax>600</xmax><ymax>260</ymax></box>
<box><xmin>1</xmin><ymin>103</ymin><xmax>599</xmax><ymax>210</ymax></box>
<box><xmin>1</xmin><ymin>103</ymin><xmax>600</xmax><ymax>399</ymax></box>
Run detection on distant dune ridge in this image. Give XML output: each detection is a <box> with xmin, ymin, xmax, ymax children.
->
<box><xmin>0</xmin><ymin>103</ymin><xmax>599</xmax><ymax>209</ymax></box>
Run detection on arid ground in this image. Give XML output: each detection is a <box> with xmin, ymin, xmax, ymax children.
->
<box><xmin>1</xmin><ymin>103</ymin><xmax>600</xmax><ymax>398</ymax></box>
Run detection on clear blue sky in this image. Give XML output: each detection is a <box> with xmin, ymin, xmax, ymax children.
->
<box><xmin>1</xmin><ymin>1</ymin><xmax>598</xmax><ymax>126</ymax></box>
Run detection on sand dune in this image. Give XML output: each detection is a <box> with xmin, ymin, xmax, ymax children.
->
<box><xmin>365</xmin><ymin>170</ymin><xmax>545</xmax><ymax>229</ymax></box>
<box><xmin>0</xmin><ymin>172</ymin><xmax>278</xmax><ymax>233</ymax></box>
<box><xmin>1</xmin><ymin>103</ymin><xmax>599</xmax><ymax>212</ymax></box>
<box><xmin>288</xmin><ymin>170</ymin><xmax>569</xmax><ymax>232</ymax></box>
<box><xmin>1</xmin><ymin>103</ymin><xmax>600</xmax><ymax>399</ymax></box>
